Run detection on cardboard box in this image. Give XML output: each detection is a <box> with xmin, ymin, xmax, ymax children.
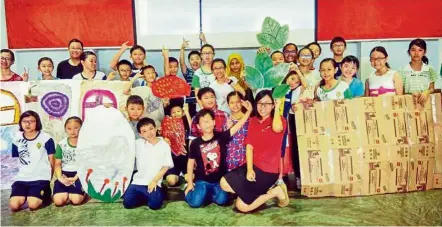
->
<box><xmin>301</xmin><ymin>184</ymin><xmax>332</xmax><ymax>198</ymax></box>
<box><xmin>299</xmin><ymin>149</ymin><xmax>333</xmax><ymax>185</ymax></box>
<box><xmin>382</xmin><ymin>95</ymin><xmax>412</xmax><ymax>112</ymax></box>
<box><xmin>298</xmin><ymin>135</ymin><xmax>330</xmax><ymax>151</ymax></box>
<box><xmin>431</xmin><ymin>93</ymin><xmax>442</xmax><ymax>124</ymax></box>
<box><xmin>409</xmin><ymin>110</ymin><xmax>435</xmax><ymax>144</ymax></box>
<box><xmin>434</xmin><ymin>124</ymin><xmax>442</xmax><ymax>142</ymax></box>
<box><xmin>324</xmin><ymin>99</ymin><xmax>359</xmax><ymax>134</ymax></box>
<box><xmin>387</xmin><ymin>159</ymin><xmax>409</xmax><ymax>193</ymax></box>
<box><xmin>433</xmin><ymin>173</ymin><xmax>442</xmax><ymax>189</ymax></box>
<box><xmin>411</xmin><ymin>143</ymin><xmax>435</xmax><ymax>159</ymax></box>
<box><xmin>389</xmin><ymin>145</ymin><xmax>411</xmax><ymax>160</ymax></box>
<box><xmin>357</xmin><ymin>112</ymin><xmax>389</xmax><ymax>146</ymax></box>
<box><xmin>405</xmin><ymin>94</ymin><xmax>432</xmax><ymax>111</ymax></box>
<box><xmin>295</xmin><ymin>102</ymin><xmax>327</xmax><ymax>136</ymax></box>
<box><xmin>360</xmin><ymin>146</ymin><xmax>389</xmax><ymax>162</ymax></box>
<box><xmin>332</xmin><ymin>148</ymin><xmax>362</xmax><ymax>183</ymax></box>
<box><xmin>434</xmin><ymin>142</ymin><xmax>442</xmax><ymax>174</ymax></box>
<box><xmin>332</xmin><ymin>182</ymin><xmax>362</xmax><ymax>197</ymax></box>
<box><xmin>408</xmin><ymin>158</ymin><xmax>435</xmax><ymax>191</ymax></box>
<box><xmin>361</xmin><ymin>161</ymin><xmax>389</xmax><ymax>195</ymax></box>
<box><xmin>329</xmin><ymin>133</ymin><xmax>361</xmax><ymax>149</ymax></box>
<box><xmin>383</xmin><ymin>111</ymin><xmax>413</xmax><ymax>145</ymax></box>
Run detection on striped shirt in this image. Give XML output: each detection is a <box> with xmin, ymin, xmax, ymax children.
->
<box><xmin>399</xmin><ymin>63</ymin><xmax>438</xmax><ymax>94</ymax></box>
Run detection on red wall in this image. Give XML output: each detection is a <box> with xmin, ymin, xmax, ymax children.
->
<box><xmin>5</xmin><ymin>0</ymin><xmax>134</xmax><ymax>49</ymax></box>
<box><xmin>318</xmin><ymin>0</ymin><xmax>442</xmax><ymax>41</ymax></box>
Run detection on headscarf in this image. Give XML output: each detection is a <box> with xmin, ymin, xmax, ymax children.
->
<box><xmin>226</xmin><ymin>53</ymin><xmax>247</xmax><ymax>89</ymax></box>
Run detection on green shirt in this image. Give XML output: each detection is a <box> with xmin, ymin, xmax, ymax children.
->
<box><xmin>317</xmin><ymin>81</ymin><xmax>353</xmax><ymax>101</ymax></box>
<box><xmin>55</xmin><ymin>138</ymin><xmax>78</xmax><ymax>172</ymax></box>
<box><xmin>399</xmin><ymin>63</ymin><xmax>437</xmax><ymax>94</ymax></box>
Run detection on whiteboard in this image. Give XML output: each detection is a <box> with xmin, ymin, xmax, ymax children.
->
<box><xmin>135</xmin><ymin>0</ymin><xmax>201</xmax><ymax>50</ymax></box>
<box><xmin>201</xmin><ymin>0</ymin><xmax>315</xmax><ymax>48</ymax></box>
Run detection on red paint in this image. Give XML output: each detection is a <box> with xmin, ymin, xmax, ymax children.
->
<box><xmin>318</xmin><ymin>0</ymin><xmax>442</xmax><ymax>41</ymax></box>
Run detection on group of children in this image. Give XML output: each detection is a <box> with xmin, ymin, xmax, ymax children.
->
<box><xmin>3</xmin><ymin>36</ymin><xmax>440</xmax><ymax>213</ymax></box>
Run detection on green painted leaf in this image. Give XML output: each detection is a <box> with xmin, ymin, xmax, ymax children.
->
<box><xmin>264</xmin><ymin>63</ymin><xmax>290</xmax><ymax>88</ymax></box>
<box><xmin>272</xmin><ymin>84</ymin><xmax>290</xmax><ymax>99</ymax></box>
<box><xmin>87</xmin><ymin>180</ymin><xmax>101</xmax><ymax>199</ymax></box>
<box><xmin>244</xmin><ymin>66</ymin><xmax>264</xmax><ymax>90</ymax></box>
<box><xmin>86</xmin><ymin>180</ymin><xmax>121</xmax><ymax>203</ymax></box>
<box><xmin>256</xmin><ymin>17</ymin><xmax>289</xmax><ymax>50</ymax></box>
<box><xmin>255</xmin><ymin>53</ymin><xmax>273</xmax><ymax>75</ymax></box>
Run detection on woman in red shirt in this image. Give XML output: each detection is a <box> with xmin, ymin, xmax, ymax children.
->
<box><xmin>220</xmin><ymin>90</ymin><xmax>290</xmax><ymax>213</ymax></box>
<box><xmin>1</xmin><ymin>49</ymin><xmax>27</xmax><ymax>82</ymax></box>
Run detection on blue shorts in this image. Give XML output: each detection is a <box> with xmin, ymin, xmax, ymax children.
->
<box><xmin>10</xmin><ymin>180</ymin><xmax>51</xmax><ymax>202</ymax></box>
<box><xmin>53</xmin><ymin>171</ymin><xmax>84</xmax><ymax>195</ymax></box>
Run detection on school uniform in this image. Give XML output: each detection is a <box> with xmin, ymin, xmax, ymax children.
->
<box><xmin>53</xmin><ymin>138</ymin><xmax>84</xmax><ymax>195</ymax></box>
<box><xmin>316</xmin><ymin>81</ymin><xmax>353</xmax><ymax>101</ymax></box>
<box><xmin>10</xmin><ymin>131</ymin><xmax>55</xmax><ymax>202</ymax></box>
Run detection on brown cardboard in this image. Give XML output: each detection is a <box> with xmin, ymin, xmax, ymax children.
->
<box><xmin>332</xmin><ymin>148</ymin><xmax>362</xmax><ymax>183</ymax></box>
<box><xmin>434</xmin><ymin>124</ymin><xmax>442</xmax><ymax>142</ymax></box>
<box><xmin>294</xmin><ymin>102</ymin><xmax>327</xmax><ymax>136</ymax></box>
<box><xmin>325</xmin><ymin>99</ymin><xmax>359</xmax><ymax>135</ymax></box>
<box><xmin>434</xmin><ymin>142</ymin><xmax>442</xmax><ymax>174</ymax></box>
<box><xmin>433</xmin><ymin>173</ymin><xmax>442</xmax><ymax>189</ymax></box>
<box><xmin>329</xmin><ymin>133</ymin><xmax>361</xmax><ymax>149</ymax></box>
<box><xmin>382</xmin><ymin>95</ymin><xmax>412</xmax><ymax>112</ymax></box>
<box><xmin>361</xmin><ymin>161</ymin><xmax>389</xmax><ymax>195</ymax></box>
<box><xmin>409</xmin><ymin>110</ymin><xmax>435</xmax><ymax>144</ymax></box>
<box><xmin>301</xmin><ymin>184</ymin><xmax>332</xmax><ymax>198</ymax></box>
<box><xmin>332</xmin><ymin>182</ymin><xmax>362</xmax><ymax>197</ymax></box>
<box><xmin>360</xmin><ymin>146</ymin><xmax>389</xmax><ymax>162</ymax></box>
<box><xmin>411</xmin><ymin>143</ymin><xmax>435</xmax><ymax>159</ymax></box>
<box><xmin>299</xmin><ymin>149</ymin><xmax>332</xmax><ymax>185</ymax></box>
<box><xmin>409</xmin><ymin>158</ymin><xmax>435</xmax><ymax>191</ymax></box>
<box><xmin>405</xmin><ymin>94</ymin><xmax>432</xmax><ymax>111</ymax></box>
<box><xmin>383</xmin><ymin>111</ymin><xmax>413</xmax><ymax>145</ymax></box>
<box><xmin>387</xmin><ymin>159</ymin><xmax>409</xmax><ymax>193</ymax></box>
<box><xmin>431</xmin><ymin>93</ymin><xmax>442</xmax><ymax>124</ymax></box>
<box><xmin>389</xmin><ymin>145</ymin><xmax>411</xmax><ymax>160</ymax></box>
<box><xmin>298</xmin><ymin>135</ymin><xmax>330</xmax><ymax>151</ymax></box>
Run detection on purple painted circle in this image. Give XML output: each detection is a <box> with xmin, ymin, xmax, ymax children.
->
<box><xmin>41</xmin><ymin>92</ymin><xmax>69</xmax><ymax>118</ymax></box>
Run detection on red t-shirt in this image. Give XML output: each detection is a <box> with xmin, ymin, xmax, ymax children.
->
<box><xmin>1</xmin><ymin>73</ymin><xmax>23</xmax><ymax>82</ymax></box>
<box><xmin>245</xmin><ymin>116</ymin><xmax>287</xmax><ymax>174</ymax></box>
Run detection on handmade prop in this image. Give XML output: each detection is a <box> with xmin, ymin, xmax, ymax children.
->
<box><xmin>152</xmin><ymin>76</ymin><xmax>191</xmax><ymax>99</ymax></box>
<box><xmin>161</xmin><ymin>116</ymin><xmax>186</xmax><ymax>156</ymax></box>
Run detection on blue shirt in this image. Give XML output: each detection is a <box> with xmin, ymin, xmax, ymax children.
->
<box><xmin>338</xmin><ymin>76</ymin><xmax>365</xmax><ymax>97</ymax></box>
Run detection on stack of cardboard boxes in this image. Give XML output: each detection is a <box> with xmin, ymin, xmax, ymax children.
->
<box><xmin>296</xmin><ymin>94</ymin><xmax>442</xmax><ymax>197</ymax></box>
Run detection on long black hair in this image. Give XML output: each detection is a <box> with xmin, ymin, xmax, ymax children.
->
<box><xmin>408</xmin><ymin>39</ymin><xmax>428</xmax><ymax>64</ymax></box>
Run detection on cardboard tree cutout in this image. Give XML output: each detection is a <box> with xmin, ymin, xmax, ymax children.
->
<box><xmin>76</xmin><ymin>106</ymin><xmax>135</xmax><ymax>202</ymax></box>
<box><xmin>245</xmin><ymin>17</ymin><xmax>291</xmax><ymax>98</ymax></box>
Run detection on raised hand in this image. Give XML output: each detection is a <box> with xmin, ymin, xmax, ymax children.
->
<box><xmin>22</xmin><ymin>67</ymin><xmax>29</xmax><ymax>81</ymax></box>
<box><xmin>121</xmin><ymin>41</ymin><xmax>131</xmax><ymax>50</ymax></box>
<box><xmin>181</xmin><ymin>38</ymin><xmax>190</xmax><ymax>49</ymax></box>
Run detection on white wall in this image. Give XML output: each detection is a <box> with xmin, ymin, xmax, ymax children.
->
<box><xmin>1</xmin><ymin>0</ymin><xmax>8</xmax><ymax>49</ymax></box>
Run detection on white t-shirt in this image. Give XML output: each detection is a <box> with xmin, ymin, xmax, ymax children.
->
<box><xmin>194</xmin><ymin>68</ymin><xmax>215</xmax><ymax>88</ymax></box>
<box><xmin>301</xmin><ymin>70</ymin><xmax>321</xmax><ymax>100</ymax></box>
<box><xmin>12</xmin><ymin>131</ymin><xmax>56</xmax><ymax>182</ymax></box>
<box><xmin>316</xmin><ymin>81</ymin><xmax>351</xmax><ymax>101</ymax></box>
<box><xmin>209</xmin><ymin>77</ymin><xmax>238</xmax><ymax>114</ymax></box>
<box><xmin>132</xmin><ymin>138</ymin><xmax>174</xmax><ymax>186</ymax></box>
<box><xmin>367</xmin><ymin>69</ymin><xmax>397</xmax><ymax>96</ymax></box>
<box><xmin>72</xmin><ymin>71</ymin><xmax>106</xmax><ymax>80</ymax></box>
<box><xmin>55</xmin><ymin>138</ymin><xmax>77</xmax><ymax>172</ymax></box>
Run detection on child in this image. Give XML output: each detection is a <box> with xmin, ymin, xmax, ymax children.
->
<box><xmin>53</xmin><ymin>117</ymin><xmax>85</xmax><ymax>206</ymax></box>
<box><xmin>226</xmin><ymin>53</ymin><xmax>246</xmax><ymax>89</ymax></box>
<box><xmin>162</xmin><ymin>103</ymin><xmax>192</xmax><ymax>186</ymax></box>
<box><xmin>307</xmin><ymin>42</ymin><xmax>322</xmax><ymax>70</ymax></box>
<box><xmin>399</xmin><ymin>39</ymin><xmax>438</xmax><ymax>104</ymax></box>
<box><xmin>37</xmin><ymin>57</ymin><xmax>56</xmax><ymax>80</ymax></box>
<box><xmin>123</xmin><ymin>118</ymin><xmax>174</xmax><ymax>210</ymax></box>
<box><xmin>110</xmin><ymin>42</ymin><xmax>147</xmax><ymax>75</ymax></box>
<box><xmin>271</xmin><ymin>51</ymin><xmax>285</xmax><ymax>66</ymax></box>
<box><xmin>365</xmin><ymin>46</ymin><xmax>403</xmax><ymax>97</ymax></box>
<box><xmin>209</xmin><ymin>58</ymin><xmax>245</xmax><ymax>114</ymax></box>
<box><xmin>72</xmin><ymin>51</ymin><xmax>107</xmax><ymax>80</ymax></box>
<box><xmin>163</xmin><ymin>47</ymin><xmax>186</xmax><ymax>116</ymax></box>
<box><xmin>1</xmin><ymin>49</ymin><xmax>28</xmax><ymax>81</ymax></box>
<box><xmin>192</xmin><ymin>44</ymin><xmax>216</xmax><ymax>109</ymax></box>
<box><xmin>315</xmin><ymin>58</ymin><xmax>353</xmax><ymax>101</ymax></box>
<box><xmin>330</xmin><ymin>37</ymin><xmax>347</xmax><ymax>77</ymax></box>
<box><xmin>338</xmin><ymin>55</ymin><xmax>365</xmax><ymax>97</ymax></box>
<box><xmin>282</xmin><ymin>43</ymin><xmax>298</xmax><ymax>64</ymax></box>
<box><xmin>190</xmin><ymin>87</ymin><xmax>228</xmax><ymax>139</ymax></box>
<box><xmin>126</xmin><ymin>66</ymin><xmax>167</xmax><ymax>127</ymax></box>
<box><xmin>126</xmin><ymin>95</ymin><xmax>145</xmax><ymax>140</ymax></box>
<box><xmin>106</xmin><ymin>60</ymin><xmax>141</xmax><ymax>87</ymax></box>
<box><xmin>180</xmin><ymin>38</ymin><xmax>202</xmax><ymax>117</ymax></box>
<box><xmin>9</xmin><ymin>111</ymin><xmax>55</xmax><ymax>212</ymax></box>
<box><xmin>56</xmin><ymin>38</ymin><xmax>83</xmax><ymax>80</ymax></box>
<box><xmin>185</xmin><ymin>101</ymin><xmax>252</xmax><ymax>208</ymax></box>
<box><xmin>225</xmin><ymin>91</ymin><xmax>250</xmax><ymax>171</ymax></box>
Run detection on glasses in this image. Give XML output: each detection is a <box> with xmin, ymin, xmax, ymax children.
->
<box><xmin>257</xmin><ymin>102</ymin><xmax>273</xmax><ymax>108</ymax></box>
<box><xmin>201</xmin><ymin>52</ymin><xmax>214</xmax><ymax>56</ymax></box>
<box><xmin>22</xmin><ymin>120</ymin><xmax>36</xmax><ymax>125</ymax></box>
<box><xmin>1</xmin><ymin>57</ymin><xmax>12</xmax><ymax>61</ymax></box>
<box><xmin>299</xmin><ymin>54</ymin><xmax>312</xmax><ymax>59</ymax></box>
<box><xmin>213</xmin><ymin>67</ymin><xmax>224</xmax><ymax>71</ymax></box>
<box><xmin>370</xmin><ymin>57</ymin><xmax>386</xmax><ymax>62</ymax></box>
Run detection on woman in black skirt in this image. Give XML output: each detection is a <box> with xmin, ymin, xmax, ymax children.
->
<box><xmin>220</xmin><ymin>90</ymin><xmax>290</xmax><ymax>212</ymax></box>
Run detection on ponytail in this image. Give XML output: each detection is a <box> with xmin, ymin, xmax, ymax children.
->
<box><xmin>385</xmin><ymin>62</ymin><xmax>391</xmax><ymax>69</ymax></box>
<box><xmin>422</xmin><ymin>56</ymin><xmax>429</xmax><ymax>65</ymax></box>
